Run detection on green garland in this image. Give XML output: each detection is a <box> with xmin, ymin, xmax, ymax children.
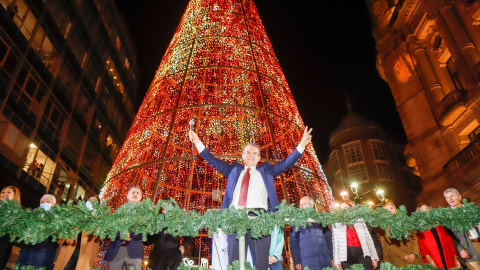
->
<box><xmin>1</xmin><ymin>198</ymin><xmax>479</xmax><ymax>244</ymax></box>
<box><xmin>13</xmin><ymin>261</ymin><xmax>462</xmax><ymax>270</ymax></box>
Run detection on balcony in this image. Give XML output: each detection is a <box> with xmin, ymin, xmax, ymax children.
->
<box><xmin>444</xmin><ymin>137</ymin><xmax>480</xmax><ymax>181</ymax></box>
<box><xmin>438</xmin><ymin>90</ymin><xmax>467</xmax><ymax>126</ymax></box>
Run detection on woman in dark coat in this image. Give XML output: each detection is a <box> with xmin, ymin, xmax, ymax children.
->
<box><xmin>145</xmin><ymin>231</ymin><xmax>192</xmax><ymax>270</ymax></box>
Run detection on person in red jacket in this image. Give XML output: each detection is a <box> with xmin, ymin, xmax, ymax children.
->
<box><xmin>416</xmin><ymin>203</ymin><xmax>462</xmax><ymax>269</ymax></box>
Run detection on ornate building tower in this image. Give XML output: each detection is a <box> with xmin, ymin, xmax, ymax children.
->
<box><xmin>367</xmin><ymin>0</ymin><xmax>480</xmax><ymax>206</ymax></box>
<box><xmin>100</xmin><ymin>0</ymin><xmax>333</xmax><ymax>213</ymax></box>
<box><xmin>325</xmin><ymin>112</ymin><xmax>422</xmax><ymax>211</ymax></box>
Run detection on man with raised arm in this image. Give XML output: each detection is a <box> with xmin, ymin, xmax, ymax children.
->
<box><xmin>189</xmin><ymin>126</ymin><xmax>312</xmax><ymax>270</ymax></box>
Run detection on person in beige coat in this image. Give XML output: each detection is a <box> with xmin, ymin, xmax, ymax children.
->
<box><xmin>54</xmin><ymin>196</ymin><xmax>101</xmax><ymax>270</ymax></box>
<box><xmin>378</xmin><ymin>201</ymin><xmax>424</xmax><ymax>267</ymax></box>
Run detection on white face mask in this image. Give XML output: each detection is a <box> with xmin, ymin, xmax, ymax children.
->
<box><xmin>40</xmin><ymin>203</ymin><xmax>52</xmax><ymax>211</ymax></box>
<box><xmin>85</xmin><ymin>201</ymin><xmax>94</xmax><ymax>211</ymax></box>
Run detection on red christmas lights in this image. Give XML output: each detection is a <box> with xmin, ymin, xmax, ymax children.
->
<box><xmin>100</xmin><ymin>0</ymin><xmax>334</xmax><ymax>261</ymax></box>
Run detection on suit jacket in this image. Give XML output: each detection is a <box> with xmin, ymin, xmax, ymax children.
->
<box><xmin>104</xmin><ymin>231</ymin><xmax>143</xmax><ymax>261</ymax></box>
<box><xmin>199</xmin><ymin>148</ymin><xmax>303</xmax><ymax>212</ymax></box>
<box><xmin>146</xmin><ymin>231</ymin><xmax>192</xmax><ymax>270</ymax></box>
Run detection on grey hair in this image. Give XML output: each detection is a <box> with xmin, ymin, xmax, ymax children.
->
<box><xmin>242</xmin><ymin>143</ymin><xmax>260</xmax><ymax>154</ymax></box>
<box><xmin>300</xmin><ymin>196</ymin><xmax>315</xmax><ymax>207</ymax></box>
<box><xmin>443</xmin><ymin>188</ymin><xmax>460</xmax><ymax>197</ymax></box>
<box><xmin>41</xmin><ymin>194</ymin><xmax>56</xmax><ymax>204</ymax></box>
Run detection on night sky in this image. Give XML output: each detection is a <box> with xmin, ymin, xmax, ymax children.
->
<box><xmin>114</xmin><ymin>0</ymin><xmax>406</xmax><ymax>163</ymax></box>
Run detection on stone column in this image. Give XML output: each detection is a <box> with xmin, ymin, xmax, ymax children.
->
<box><xmin>440</xmin><ymin>4</ymin><xmax>480</xmax><ymax>77</ymax></box>
<box><xmin>409</xmin><ymin>41</ymin><xmax>445</xmax><ymax>104</ymax></box>
<box><xmin>435</xmin><ymin>15</ymin><xmax>476</xmax><ymax>87</ymax></box>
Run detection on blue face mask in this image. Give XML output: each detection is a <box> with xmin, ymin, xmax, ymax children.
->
<box><xmin>40</xmin><ymin>203</ymin><xmax>52</xmax><ymax>211</ymax></box>
<box><xmin>85</xmin><ymin>201</ymin><xmax>94</xmax><ymax>211</ymax></box>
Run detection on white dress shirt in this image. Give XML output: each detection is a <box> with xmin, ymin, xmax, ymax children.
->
<box><xmin>194</xmin><ymin>142</ymin><xmax>305</xmax><ymax>210</ymax></box>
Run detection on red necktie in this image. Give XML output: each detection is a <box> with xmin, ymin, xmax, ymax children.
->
<box><xmin>238</xmin><ymin>168</ymin><xmax>251</xmax><ymax>207</ymax></box>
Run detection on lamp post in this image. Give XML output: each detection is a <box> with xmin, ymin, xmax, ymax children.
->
<box><xmin>346</xmin><ymin>181</ymin><xmax>386</xmax><ymax>206</ymax></box>
<box><xmin>375</xmin><ymin>189</ymin><xmax>385</xmax><ymax>204</ymax></box>
<box><xmin>350</xmin><ymin>182</ymin><xmax>361</xmax><ymax>205</ymax></box>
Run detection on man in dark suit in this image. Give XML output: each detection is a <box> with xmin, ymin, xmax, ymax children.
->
<box><xmin>189</xmin><ymin>126</ymin><xmax>312</xmax><ymax>270</ymax></box>
<box><xmin>105</xmin><ymin>187</ymin><xmax>144</xmax><ymax>270</ymax></box>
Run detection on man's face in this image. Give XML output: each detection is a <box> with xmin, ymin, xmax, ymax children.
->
<box><xmin>127</xmin><ymin>188</ymin><xmax>142</xmax><ymax>203</ymax></box>
<box><xmin>299</xmin><ymin>198</ymin><xmax>312</xmax><ymax>209</ymax></box>
<box><xmin>40</xmin><ymin>196</ymin><xmax>55</xmax><ymax>206</ymax></box>
<box><xmin>242</xmin><ymin>145</ymin><xmax>260</xmax><ymax>167</ymax></box>
<box><xmin>444</xmin><ymin>192</ymin><xmax>462</xmax><ymax>208</ymax></box>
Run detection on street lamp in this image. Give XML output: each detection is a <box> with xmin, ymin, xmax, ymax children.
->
<box><xmin>350</xmin><ymin>182</ymin><xmax>360</xmax><ymax>204</ymax></box>
<box><xmin>340</xmin><ymin>191</ymin><xmax>348</xmax><ymax>200</ymax></box>
<box><xmin>375</xmin><ymin>189</ymin><xmax>385</xmax><ymax>203</ymax></box>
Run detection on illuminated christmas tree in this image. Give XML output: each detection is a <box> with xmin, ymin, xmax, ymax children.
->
<box><xmin>100</xmin><ymin>0</ymin><xmax>333</xmax><ymax>214</ymax></box>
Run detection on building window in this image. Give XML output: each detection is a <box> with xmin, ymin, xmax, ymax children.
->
<box><xmin>115</xmin><ymin>35</ymin><xmax>121</xmax><ymax>50</ymax></box>
<box><xmin>348</xmin><ymin>163</ymin><xmax>369</xmax><ymax>182</ymax></box>
<box><xmin>343</xmin><ymin>141</ymin><xmax>364</xmax><ymax>164</ymax></box>
<box><xmin>0</xmin><ymin>37</ymin><xmax>9</xmax><ymax>64</ymax></box>
<box><xmin>23</xmin><ymin>144</ymin><xmax>55</xmax><ymax>186</ymax></box>
<box><xmin>370</xmin><ymin>140</ymin><xmax>388</xmax><ymax>161</ymax></box>
<box><xmin>2</xmin><ymin>122</ymin><xmax>20</xmax><ymax>149</ymax></box>
<box><xmin>377</xmin><ymin>163</ymin><xmax>394</xmax><ymax>182</ymax></box>
<box><xmin>330</xmin><ymin>150</ymin><xmax>340</xmax><ymax>172</ymax></box>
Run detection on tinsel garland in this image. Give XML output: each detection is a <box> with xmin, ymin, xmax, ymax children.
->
<box><xmin>1</xmin><ymin>199</ymin><xmax>479</xmax><ymax>244</ymax></box>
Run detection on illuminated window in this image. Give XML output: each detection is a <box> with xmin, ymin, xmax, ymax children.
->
<box><xmin>115</xmin><ymin>35</ymin><xmax>121</xmax><ymax>50</ymax></box>
<box><xmin>23</xmin><ymin>144</ymin><xmax>56</xmax><ymax>186</ymax></box>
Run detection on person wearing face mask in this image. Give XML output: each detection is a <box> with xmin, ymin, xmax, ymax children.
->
<box><xmin>0</xmin><ymin>186</ymin><xmax>21</xmax><ymax>269</ymax></box>
<box><xmin>104</xmin><ymin>187</ymin><xmax>144</xmax><ymax>270</ymax></box>
<box><xmin>16</xmin><ymin>194</ymin><xmax>58</xmax><ymax>270</ymax></box>
<box><xmin>54</xmin><ymin>196</ymin><xmax>101</xmax><ymax>270</ymax></box>
<box><xmin>378</xmin><ymin>201</ymin><xmax>423</xmax><ymax>267</ymax></box>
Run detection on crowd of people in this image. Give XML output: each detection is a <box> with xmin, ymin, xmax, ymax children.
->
<box><xmin>0</xmin><ymin>128</ymin><xmax>479</xmax><ymax>270</ymax></box>
<box><xmin>0</xmin><ymin>186</ymin><xmax>190</xmax><ymax>270</ymax></box>
<box><xmin>1</xmin><ymin>185</ymin><xmax>479</xmax><ymax>270</ymax></box>
<box><xmin>289</xmin><ymin>188</ymin><xmax>480</xmax><ymax>270</ymax></box>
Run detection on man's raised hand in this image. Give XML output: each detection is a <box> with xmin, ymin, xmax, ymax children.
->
<box><xmin>299</xmin><ymin>126</ymin><xmax>313</xmax><ymax>148</ymax></box>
